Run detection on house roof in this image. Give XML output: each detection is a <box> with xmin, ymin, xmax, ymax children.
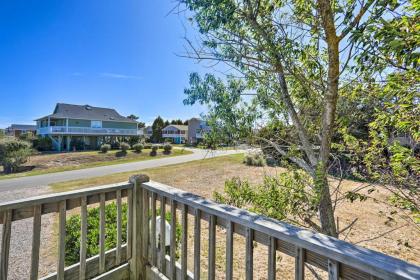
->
<box><xmin>36</xmin><ymin>103</ymin><xmax>137</xmax><ymax>123</ymax></box>
<box><xmin>8</xmin><ymin>124</ymin><xmax>37</xmax><ymax>130</ymax></box>
<box><xmin>163</xmin><ymin>125</ymin><xmax>188</xmax><ymax>130</ymax></box>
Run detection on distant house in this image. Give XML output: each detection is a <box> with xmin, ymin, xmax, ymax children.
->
<box><xmin>144</xmin><ymin>126</ymin><xmax>153</xmax><ymax>139</ymax></box>
<box><xmin>162</xmin><ymin>124</ymin><xmax>188</xmax><ymax>144</ymax></box>
<box><xmin>5</xmin><ymin>124</ymin><xmax>37</xmax><ymax>137</ymax></box>
<box><xmin>187</xmin><ymin>118</ymin><xmax>211</xmax><ymax>144</ymax></box>
<box><xmin>36</xmin><ymin>103</ymin><xmax>140</xmax><ymax>151</ymax></box>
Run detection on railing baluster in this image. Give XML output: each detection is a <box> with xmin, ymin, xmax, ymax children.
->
<box><xmin>194</xmin><ymin>208</ymin><xmax>201</xmax><ymax>280</ymax></box>
<box><xmin>80</xmin><ymin>196</ymin><xmax>87</xmax><ymax>280</ymax></box>
<box><xmin>127</xmin><ymin>188</ymin><xmax>133</xmax><ymax>259</ymax></box>
<box><xmin>30</xmin><ymin>205</ymin><xmax>42</xmax><ymax>280</ymax></box>
<box><xmin>295</xmin><ymin>247</ymin><xmax>305</xmax><ymax>280</ymax></box>
<box><xmin>226</xmin><ymin>221</ymin><xmax>233</xmax><ymax>280</ymax></box>
<box><xmin>160</xmin><ymin>196</ymin><xmax>166</xmax><ymax>274</ymax></box>
<box><xmin>0</xmin><ymin>210</ymin><xmax>12</xmax><ymax>280</ymax></box>
<box><xmin>267</xmin><ymin>236</ymin><xmax>276</xmax><ymax>280</ymax></box>
<box><xmin>116</xmin><ymin>190</ymin><xmax>122</xmax><ymax>265</ymax></box>
<box><xmin>99</xmin><ymin>193</ymin><xmax>106</xmax><ymax>273</ymax></box>
<box><xmin>328</xmin><ymin>259</ymin><xmax>339</xmax><ymax>280</ymax></box>
<box><xmin>246</xmin><ymin>227</ymin><xmax>254</xmax><ymax>280</ymax></box>
<box><xmin>170</xmin><ymin>200</ymin><xmax>177</xmax><ymax>280</ymax></box>
<box><xmin>57</xmin><ymin>200</ymin><xmax>66</xmax><ymax>280</ymax></box>
<box><xmin>142</xmin><ymin>189</ymin><xmax>150</xmax><ymax>265</ymax></box>
<box><xmin>181</xmin><ymin>204</ymin><xmax>188</xmax><ymax>279</ymax></box>
<box><xmin>151</xmin><ymin>192</ymin><xmax>157</xmax><ymax>266</ymax></box>
<box><xmin>208</xmin><ymin>215</ymin><xmax>216</xmax><ymax>280</ymax></box>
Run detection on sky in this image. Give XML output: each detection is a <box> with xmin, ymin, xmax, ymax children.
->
<box><xmin>0</xmin><ymin>0</ymin><xmax>209</xmax><ymax>128</ymax></box>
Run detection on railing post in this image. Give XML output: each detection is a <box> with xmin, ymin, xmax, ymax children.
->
<box><xmin>129</xmin><ymin>174</ymin><xmax>150</xmax><ymax>280</ymax></box>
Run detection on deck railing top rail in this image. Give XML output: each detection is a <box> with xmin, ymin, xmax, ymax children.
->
<box><xmin>141</xmin><ymin>180</ymin><xmax>420</xmax><ymax>280</ymax></box>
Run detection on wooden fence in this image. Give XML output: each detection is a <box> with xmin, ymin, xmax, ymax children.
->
<box><xmin>0</xmin><ymin>174</ymin><xmax>419</xmax><ymax>279</ymax></box>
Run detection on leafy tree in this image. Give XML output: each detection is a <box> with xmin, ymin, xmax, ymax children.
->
<box><xmin>0</xmin><ymin>138</ymin><xmax>32</xmax><ymax>174</ymax></box>
<box><xmin>180</xmin><ymin>0</ymin><xmax>398</xmax><ymax>236</ymax></box>
<box><xmin>152</xmin><ymin>116</ymin><xmax>165</xmax><ymax>143</ymax></box>
<box><xmin>127</xmin><ymin>114</ymin><xmax>139</xmax><ymax>120</ymax></box>
<box><xmin>170</xmin><ymin>119</ymin><xmax>184</xmax><ymax>125</ymax></box>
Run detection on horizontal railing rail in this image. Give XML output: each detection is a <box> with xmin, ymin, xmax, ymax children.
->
<box><xmin>37</xmin><ymin>126</ymin><xmax>140</xmax><ymax>136</ymax></box>
<box><xmin>1</xmin><ymin>174</ymin><xmax>419</xmax><ymax>280</ymax></box>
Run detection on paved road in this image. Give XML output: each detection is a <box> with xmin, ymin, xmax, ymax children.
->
<box><xmin>0</xmin><ymin>148</ymin><xmax>242</xmax><ymax>192</ymax></box>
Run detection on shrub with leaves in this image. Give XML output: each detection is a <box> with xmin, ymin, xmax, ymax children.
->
<box><xmin>163</xmin><ymin>143</ymin><xmax>172</xmax><ymax>154</ymax></box>
<box><xmin>100</xmin><ymin>144</ymin><xmax>111</xmax><ymax>153</ymax></box>
<box><xmin>150</xmin><ymin>145</ymin><xmax>158</xmax><ymax>156</ymax></box>
<box><xmin>32</xmin><ymin>137</ymin><xmax>53</xmax><ymax>151</ymax></box>
<box><xmin>214</xmin><ymin>171</ymin><xmax>319</xmax><ymax>230</ymax></box>
<box><xmin>0</xmin><ymin>138</ymin><xmax>32</xmax><ymax>173</ymax></box>
<box><xmin>120</xmin><ymin>142</ymin><xmax>130</xmax><ymax>152</ymax></box>
<box><xmin>133</xmin><ymin>143</ymin><xmax>144</xmax><ymax>153</ymax></box>
<box><xmin>243</xmin><ymin>152</ymin><xmax>266</xmax><ymax>166</ymax></box>
<box><xmin>65</xmin><ymin>203</ymin><xmax>180</xmax><ymax>266</ymax></box>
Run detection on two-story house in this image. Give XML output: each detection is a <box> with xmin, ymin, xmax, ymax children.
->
<box><xmin>187</xmin><ymin>117</ymin><xmax>211</xmax><ymax>144</ymax></box>
<box><xmin>36</xmin><ymin>103</ymin><xmax>140</xmax><ymax>151</ymax></box>
<box><xmin>162</xmin><ymin>124</ymin><xmax>188</xmax><ymax>144</ymax></box>
<box><xmin>5</xmin><ymin>124</ymin><xmax>37</xmax><ymax>137</ymax></box>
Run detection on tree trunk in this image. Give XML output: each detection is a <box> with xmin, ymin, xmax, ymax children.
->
<box><xmin>316</xmin><ymin>0</ymin><xmax>340</xmax><ymax>237</ymax></box>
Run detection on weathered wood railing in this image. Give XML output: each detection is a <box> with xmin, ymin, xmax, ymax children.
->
<box><xmin>1</xmin><ymin>174</ymin><xmax>419</xmax><ymax>279</ymax></box>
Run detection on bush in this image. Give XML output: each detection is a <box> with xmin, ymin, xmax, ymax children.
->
<box><xmin>32</xmin><ymin>137</ymin><xmax>53</xmax><ymax>151</ymax></box>
<box><xmin>120</xmin><ymin>142</ymin><xmax>130</xmax><ymax>152</ymax></box>
<box><xmin>100</xmin><ymin>144</ymin><xmax>111</xmax><ymax>153</ymax></box>
<box><xmin>65</xmin><ymin>203</ymin><xmax>180</xmax><ymax>266</ymax></box>
<box><xmin>243</xmin><ymin>152</ymin><xmax>266</xmax><ymax>166</ymax></box>
<box><xmin>163</xmin><ymin>143</ymin><xmax>172</xmax><ymax>154</ymax></box>
<box><xmin>144</xmin><ymin>143</ymin><xmax>152</xmax><ymax>149</ymax></box>
<box><xmin>150</xmin><ymin>145</ymin><xmax>159</xmax><ymax>156</ymax></box>
<box><xmin>164</xmin><ymin>138</ymin><xmax>173</xmax><ymax>143</ymax></box>
<box><xmin>0</xmin><ymin>138</ymin><xmax>32</xmax><ymax>173</ymax></box>
<box><xmin>133</xmin><ymin>143</ymin><xmax>144</xmax><ymax>153</ymax></box>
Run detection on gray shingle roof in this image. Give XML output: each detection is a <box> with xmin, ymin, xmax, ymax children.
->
<box><xmin>163</xmin><ymin>125</ymin><xmax>188</xmax><ymax>130</ymax></box>
<box><xmin>9</xmin><ymin>124</ymin><xmax>37</xmax><ymax>130</ymax></box>
<box><xmin>36</xmin><ymin>103</ymin><xmax>137</xmax><ymax>123</ymax></box>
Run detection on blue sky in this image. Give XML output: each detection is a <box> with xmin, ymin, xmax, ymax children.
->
<box><xmin>0</xmin><ymin>0</ymin><xmax>209</xmax><ymax>128</ymax></box>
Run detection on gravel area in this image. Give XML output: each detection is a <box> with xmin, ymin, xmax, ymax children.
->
<box><xmin>0</xmin><ymin>186</ymin><xmax>57</xmax><ymax>279</ymax></box>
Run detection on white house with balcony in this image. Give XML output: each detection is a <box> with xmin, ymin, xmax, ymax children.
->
<box><xmin>162</xmin><ymin>124</ymin><xmax>188</xmax><ymax>144</ymax></box>
<box><xmin>36</xmin><ymin>103</ymin><xmax>141</xmax><ymax>151</ymax></box>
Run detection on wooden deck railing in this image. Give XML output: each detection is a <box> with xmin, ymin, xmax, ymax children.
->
<box><xmin>0</xmin><ymin>174</ymin><xmax>419</xmax><ymax>280</ymax></box>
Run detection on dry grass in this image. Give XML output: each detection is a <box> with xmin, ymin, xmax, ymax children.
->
<box><xmin>49</xmin><ymin>154</ymin><xmax>419</xmax><ymax>278</ymax></box>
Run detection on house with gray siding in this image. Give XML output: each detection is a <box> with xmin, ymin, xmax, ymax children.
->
<box><xmin>36</xmin><ymin>103</ymin><xmax>140</xmax><ymax>151</ymax></box>
<box><xmin>5</xmin><ymin>124</ymin><xmax>37</xmax><ymax>137</ymax></box>
<box><xmin>187</xmin><ymin>118</ymin><xmax>211</xmax><ymax>144</ymax></box>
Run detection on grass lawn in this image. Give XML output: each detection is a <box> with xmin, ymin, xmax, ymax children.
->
<box><xmin>0</xmin><ymin>148</ymin><xmax>192</xmax><ymax>180</ymax></box>
<box><xmin>49</xmin><ymin>152</ymin><xmax>419</xmax><ymax>278</ymax></box>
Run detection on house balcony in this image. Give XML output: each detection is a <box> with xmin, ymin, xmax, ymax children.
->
<box><xmin>37</xmin><ymin>126</ymin><xmax>141</xmax><ymax>136</ymax></box>
<box><xmin>162</xmin><ymin>133</ymin><xmax>186</xmax><ymax>138</ymax></box>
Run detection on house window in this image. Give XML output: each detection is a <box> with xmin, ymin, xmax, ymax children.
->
<box><xmin>91</xmin><ymin>120</ymin><xmax>102</xmax><ymax>128</ymax></box>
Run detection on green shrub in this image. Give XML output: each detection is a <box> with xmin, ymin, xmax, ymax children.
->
<box><xmin>120</xmin><ymin>142</ymin><xmax>130</xmax><ymax>152</ymax></box>
<box><xmin>100</xmin><ymin>144</ymin><xmax>111</xmax><ymax>153</ymax></box>
<box><xmin>163</xmin><ymin>143</ymin><xmax>172</xmax><ymax>154</ymax></box>
<box><xmin>133</xmin><ymin>143</ymin><xmax>144</xmax><ymax>153</ymax></box>
<box><xmin>150</xmin><ymin>145</ymin><xmax>159</xmax><ymax>156</ymax></box>
<box><xmin>164</xmin><ymin>138</ymin><xmax>173</xmax><ymax>143</ymax></box>
<box><xmin>0</xmin><ymin>138</ymin><xmax>32</xmax><ymax>173</ymax></box>
<box><xmin>32</xmin><ymin>137</ymin><xmax>53</xmax><ymax>151</ymax></box>
<box><xmin>65</xmin><ymin>204</ymin><xmax>180</xmax><ymax>266</ymax></box>
<box><xmin>144</xmin><ymin>144</ymin><xmax>152</xmax><ymax>149</ymax></box>
<box><xmin>214</xmin><ymin>171</ymin><xmax>317</xmax><ymax>225</ymax></box>
<box><xmin>243</xmin><ymin>152</ymin><xmax>266</xmax><ymax>166</ymax></box>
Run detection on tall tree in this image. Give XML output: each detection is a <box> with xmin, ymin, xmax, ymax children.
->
<box><xmin>151</xmin><ymin>116</ymin><xmax>165</xmax><ymax>143</ymax></box>
<box><xmin>181</xmin><ymin>0</ymin><xmax>395</xmax><ymax>236</ymax></box>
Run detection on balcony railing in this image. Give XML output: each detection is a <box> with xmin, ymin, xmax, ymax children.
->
<box><xmin>37</xmin><ymin>126</ymin><xmax>140</xmax><ymax>136</ymax></box>
<box><xmin>0</xmin><ymin>175</ymin><xmax>419</xmax><ymax>280</ymax></box>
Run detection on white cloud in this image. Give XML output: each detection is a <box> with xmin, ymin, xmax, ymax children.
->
<box><xmin>100</xmin><ymin>72</ymin><xmax>142</xmax><ymax>80</ymax></box>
